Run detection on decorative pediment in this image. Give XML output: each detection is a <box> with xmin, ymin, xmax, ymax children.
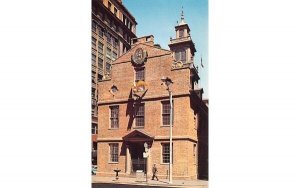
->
<box><xmin>123</xmin><ymin>130</ymin><xmax>154</xmax><ymax>142</ymax></box>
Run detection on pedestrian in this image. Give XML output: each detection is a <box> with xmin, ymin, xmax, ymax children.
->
<box><xmin>151</xmin><ymin>163</ymin><xmax>159</xmax><ymax>181</ymax></box>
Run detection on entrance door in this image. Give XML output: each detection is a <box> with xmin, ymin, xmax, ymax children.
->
<box><xmin>130</xmin><ymin>143</ymin><xmax>147</xmax><ymax>173</ymax></box>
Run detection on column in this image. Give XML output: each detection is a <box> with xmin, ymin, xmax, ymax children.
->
<box><xmin>187</xmin><ymin>48</ymin><xmax>191</xmax><ymax>62</ymax></box>
<box><xmin>126</xmin><ymin>145</ymin><xmax>131</xmax><ymax>174</ymax></box>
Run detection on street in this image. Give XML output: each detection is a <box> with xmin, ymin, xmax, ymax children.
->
<box><xmin>92</xmin><ymin>183</ymin><xmax>181</xmax><ymax>188</ymax></box>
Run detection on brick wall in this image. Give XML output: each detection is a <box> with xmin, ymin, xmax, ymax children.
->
<box><xmin>97</xmin><ymin>41</ymin><xmax>204</xmax><ymax>180</ymax></box>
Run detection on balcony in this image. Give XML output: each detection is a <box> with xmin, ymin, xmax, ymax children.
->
<box><xmin>169</xmin><ymin>36</ymin><xmax>192</xmax><ymax>45</ymax></box>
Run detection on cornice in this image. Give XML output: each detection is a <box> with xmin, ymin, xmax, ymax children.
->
<box><xmin>98</xmin><ymin>92</ymin><xmax>190</xmax><ymax>106</ymax></box>
<box><xmin>97</xmin><ymin>136</ymin><xmax>197</xmax><ymax>142</ymax></box>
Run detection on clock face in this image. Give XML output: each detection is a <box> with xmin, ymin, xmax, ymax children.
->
<box><xmin>133</xmin><ymin>48</ymin><xmax>146</xmax><ymax>65</ymax></box>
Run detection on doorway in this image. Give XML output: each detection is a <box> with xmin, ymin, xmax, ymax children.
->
<box><xmin>130</xmin><ymin>142</ymin><xmax>146</xmax><ymax>174</ymax></box>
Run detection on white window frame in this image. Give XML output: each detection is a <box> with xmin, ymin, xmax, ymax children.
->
<box><xmin>161</xmin><ymin>142</ymin><xmax>173</xmax><ymax>164</ymax></box>
<box><xmin>134</xmin><ymin>103</ymin><xmax>145</xmax><ymax>128</ymax></box>
<box><xmin>161</xmin><ymin>100</ymin><xmax>174</xmax><ymax>127</ymax></box>
<box><xmin>108</xmin><ymin>143</ymin><xmax>119</xmax><ymax>163</ymax></box>
<box><xmin>109</xmin><ymin>105</ymin><xmax>119</xmax><ymax>129</ymax></box>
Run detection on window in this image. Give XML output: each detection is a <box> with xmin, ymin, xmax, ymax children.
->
<box><xmin>92</xmin><ymin>37</ymin><xmax>96</xmax><ymax>49</ymax></box>
<box><xmin>175</xmin><ymin>51</ymin><xmax>180</xmax><ymax>61</ymax></box>
<box><xmin>92</xmin><ymin>123</ymin><xmax>98</xmax><ymax>134</ymax></box>
<box><xmin>112</xmin><ymin>51</ymin><xmax>117</xmax><ymax>61</ymax></box>
<box><xmin>123</xmin><ymin>16</ymin><xmax>127</xmax><ymax>25</ymax></box>
<box><xmin>91</xmin><ymin>106</ymin><xmax>95</xmax><ymax>116</ymax></box>
<box><xmin>135</xmin><ymin>103</ymin><xmax>144</xmax><ymax>127</ymax></box>
<box><xmin>114</xmin><ymin>7</ymin><xmax>118</xmax><ymax>16</ymax></box>
<box><xmin>181</xmin><ymin>50</ymin><xmax>186</xmax><ymax>63</ymax></box>
<box><xmin>135</xmin><ymin>68</ymin><xmax>145</xmax><ymax>81</ymax></box>
<box><xmin>194</xmin><ymin>112</ymin><xmax>198</xmax><ymax>129</ymax></box>
<box><xmin>113</xmin><ymin>38</ymin><xmax>118</xmax><ymax>48</ymax></box>
<box><xmin>193</xmin><ymin>144</ymin><xmax>197</xmax><ymax>163</ymax></box>
<box><xmin>128</xmin><ymin>36</ymin><xmax>131</xmax><ymax>43</ymax></box>
<box><xmin>93</xmin><ymin>142</ymin><xmax>97</xmax><ymax>151</ymax></box>
<box><xmin>162</xmin><ymin>101</ymin><xmax>173</xmax><ymax>126</ymax></box>
<box><xmin>98</xmin><ymin>58</ymin><xmax>103</xmax><ymax>70</ymax></box>
<box><xmin>92</xmin><ymin>54</ymin><xmax>96</xmax><ymax>64</ymax></box>
<box><xmin>99</xmin><ymin>27</ymin><xmax>103</xmax><ymax>37</ymax></box>
<box><xmin>108</xmin><ymin>1</ymin><xmax>112</xmax><ymax>10</ymax></box>
<box><xmin>92</xmin><ymin>142</ymin><xmax>97</xmax><ymax>165</ymax></box>
<box><xmin>99</xmin><ymin>12</ymin><xmax>104</xmax><ymax>20</ymax></box>
<box><xmin>110</xmin><ymin>106</ymin><xmax>119</xmax><ymax>128</ymax></box>
<box><xmin>175</xmin><ymin>49</ymin><xmax>186</xmax><ymax>63</ymax></box>
<box><xmin>112</xmin><ymin>22</ymin><xmax>116</xmax><ymax>31</ymax></box>
<box><xmin>106</xmin><ymin>62</ymin><xmax>111</xmax><ymax>73</ymax></box>
<box><xmin>179</xmin><ymin>29</ymin><xmax>184</xmax><ymax>38</ymax></box>
<box><xmin>109</xmin><ymin>143</ymin><xmax>119</xmax><ymax>162</ymax></box>
<box><xmin>162</xmin><ymin>143</ymin><xmax>173</xmax><ymax>163</ymax></box>
<box><xmin>106</xmin><ymin>47</ymin><xmax>111</xmax><ymax>58</ymax></box>
<box><xmin>92</xmin><ymin>73</ymin><xmax>96</xmax><ymax>83</ymax></box>
<box><xmin>128</xmin><ymin>21</ymin><xmax>131</xmax><ymax>29</ymax></box>
<box><xmin>98</xmin><ymin>74</ymin><xmax>103</xmax><ymax>81</ymax></box>
<box><xmin>92</xmin><ymin>21</ymin><xmax>96</xmax><ymax>32</ymax></box>
<box><xmin>107</xmin><ymin>34</ymin><xmax>112</xmax><ymax>44</ymax></box>
<box><xmin>98</xmin><ymin>42</ymin><xmax>103</xmax><ymax>55</ymax></box>
<box><xmin>91</xmin><ymin>88</ymin><xmax>96</xmax><ymax>98</ymax></box>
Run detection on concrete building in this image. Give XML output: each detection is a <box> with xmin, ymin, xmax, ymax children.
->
<box><xmin>91</xmin><ymin>0</ymin><xmax>137</xmax><ymax>167</ymax></box>
<box><xmin>96</xmin><ymin>12</ymin><xmax>208</xmax><ymax>180</ymax></box>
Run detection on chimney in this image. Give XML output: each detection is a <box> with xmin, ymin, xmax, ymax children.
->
<box><xmin>131</xmin><ymin>35</ymin><xmax>154</xmax><ymax>47</ymax></box>
<box><xmin>154</xmin><ymin>44</ymin><xmax>161</xmax><ymax>48</ymax></box>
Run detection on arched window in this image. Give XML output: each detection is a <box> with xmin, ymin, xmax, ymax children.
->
<box><xmin>175</xmin><ymin>49</ymin><xmax>186</xmax><ymax>63</ymax></box>
<box><xmin>179</xmin><ymin>29</ymin><xmax>184</xmax><ymax>38</ymax></box>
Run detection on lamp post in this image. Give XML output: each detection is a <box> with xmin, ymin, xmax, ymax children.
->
<box><xmin>161</xmin><ymin>76</ymin><xmax>173</xmax><ymax>184</ymax></box>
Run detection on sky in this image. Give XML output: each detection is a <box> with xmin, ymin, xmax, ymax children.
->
<box><xmin>123</xmin><ymin>0</ymin><xmax>208</xmax><ymax>98</ymax></box>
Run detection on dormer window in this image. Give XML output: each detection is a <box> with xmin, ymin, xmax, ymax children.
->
<box><xmin>179</xmin><ymin>29</ymin><xmax>184</xmax><ymax>38</ymax></box>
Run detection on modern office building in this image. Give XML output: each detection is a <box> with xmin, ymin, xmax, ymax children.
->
<box><xmin>96</xmin><ymin>12</ymin><xmax>208</xmax><ymax>180</ymax></box>
<box><xmin>91</xmin><ymin>0</ymin><xmax>137</xmax><ymax>167</ymax></box>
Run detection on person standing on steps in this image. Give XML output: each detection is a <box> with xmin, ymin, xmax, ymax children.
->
<box><xmin>151</xmin><ymin>163</ymin><xmax>159</xmax><ymax>181</ymax></box>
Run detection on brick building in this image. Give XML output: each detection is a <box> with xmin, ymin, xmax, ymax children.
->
<box><xmin>96</xmin><ymin>12</ymin><xmax>208</xmax><ymax>180</ymax></box>
<box><xmin>91</xmin><ymin>0</ymin><xmax>137</xmax><ymax>166</ymax></box>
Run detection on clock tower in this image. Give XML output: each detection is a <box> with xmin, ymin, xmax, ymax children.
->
<box><xmin>169</xmin><ymin>8</ymin><xmax>200</xmax><ymax>91</ymax></box>
<box><xmin>169</xmin><ymin>8</ymin><xmax>197</xmax><ymax>65</ymax></box>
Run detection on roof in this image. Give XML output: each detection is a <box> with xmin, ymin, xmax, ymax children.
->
<box><xmin>113</xmin><ymin>42</ymin><xmax>172</xmax><ymax>65</ymax></box>
<box><xmin>116</xmin><ymin>0</ymin><xmax>137</xmax><ymax>24</ymax></box>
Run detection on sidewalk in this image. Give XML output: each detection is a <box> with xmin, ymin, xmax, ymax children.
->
<box><xmin>92</xmin><ymin>176</ymin><xmax>208</xmax><ymax>188</ymax></box>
